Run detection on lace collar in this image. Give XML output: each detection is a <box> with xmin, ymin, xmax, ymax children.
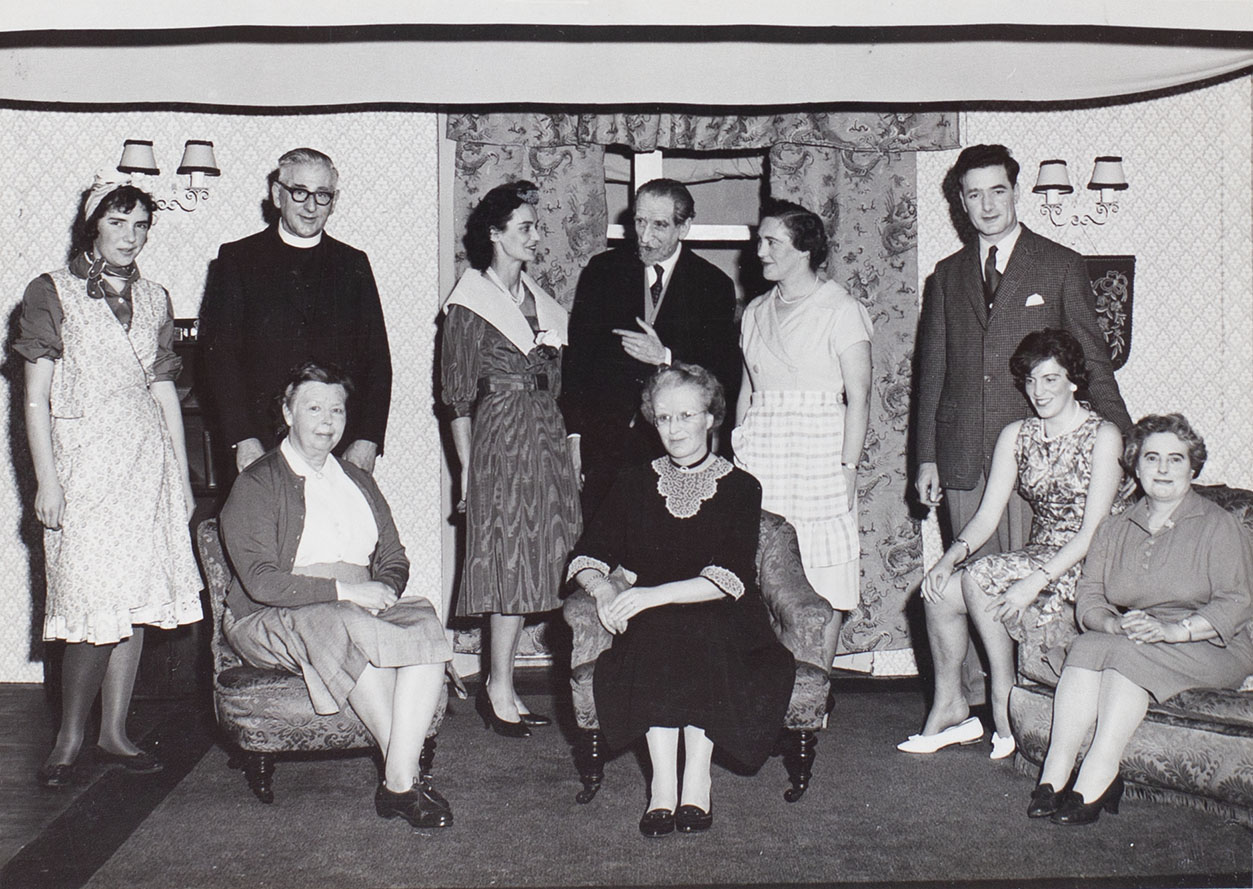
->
<box><xmin>652</xmin><ymin>455</ymin><xmax>732</xmax><ymax>519</ymax></box>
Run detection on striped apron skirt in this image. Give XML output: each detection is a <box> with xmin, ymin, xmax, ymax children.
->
<box><xmin>733</xmin><ymin>390</ymin><xmax>861</xmax><ymax>610</ymax></box>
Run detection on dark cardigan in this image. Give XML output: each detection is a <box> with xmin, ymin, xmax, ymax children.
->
<box><xmin>219</xmin><ymin>448</ymin><xmax>409</xmax><ymax>620</ymax></box>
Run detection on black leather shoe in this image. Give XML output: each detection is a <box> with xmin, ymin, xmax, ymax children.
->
<box><xmin>639</xmin><ymin>808</ymin><xmax>675</xmax><ymax>838</ymax></box>
<box><xmin>375</xmin><ymin>780</ymin><xmax>453</xmax><ymax>829</ymax></box>
<box><xmin>36</xmin><ymin>762</ymin><xmax>76</xmax><ymax>788</ymax></box>
<box><xmin>675</xmin><ymin>804</ymin><xmax>713</xmax><ymax>833</ymax></box>
<box><xmin>95</xmin><ymin>747</ymin><xmax>164</xmax><ymax>774</ymax></box>
<box><xmin>1051</xmin><ymin>774</ymin><xmax>1124</xmax><ymax>825</ymax></box>
<box><xmin>1028</xmin><ymin>770</ymin><xmax>1077</xmax><ymax>818</ymax></box>
<box><xmin>518</xmin><ymin>711</ymin><xmax>552</xmax><ymax>727</ymax></box>
<box><xmin>475</xmin><ymin>688</ymin><xmax>531</xmax><ymax>738</ymax></box>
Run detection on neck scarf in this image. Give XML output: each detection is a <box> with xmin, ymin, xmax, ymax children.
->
<box><xmin>84</xmin><ymin>252</ymin><xmax>139</xmax><ymax>304</ymax></box>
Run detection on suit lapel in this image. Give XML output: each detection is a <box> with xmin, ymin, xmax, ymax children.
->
<box><xmin>960</xmin><ymin>243</ymin><xmax>989</xmax><ymax>328</ymax></box>
<box><xmin>652</xmin><ymin>245</ymin><xmax>689</xmax><ymax>332</ymax></box>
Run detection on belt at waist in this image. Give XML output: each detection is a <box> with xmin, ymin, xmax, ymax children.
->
<box><xmin>478</xmin><ymin>373</ymin><xmax>549</xmax><ymax>395</ymax></box>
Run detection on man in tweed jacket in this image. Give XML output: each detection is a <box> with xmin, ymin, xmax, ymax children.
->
<box><xmin>914</xmin><ymin>145</ymin><xmax>1131</xmax><ymax>716</ymax></box>
<box><xmin>916</xmin><ymin>143</ymin><xmax>1130</xmax><ymax>555</ymax></box>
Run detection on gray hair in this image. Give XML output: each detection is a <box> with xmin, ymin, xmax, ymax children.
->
<box><xmin>277</xmin><ymin>147</ymin><xmax>338</xmax><ymax>188</ymax></box>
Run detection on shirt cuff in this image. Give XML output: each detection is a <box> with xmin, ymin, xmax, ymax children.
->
<box><xmin>567</xmin><ymin>555</ymin><xmax>610</xmax><ymax>582</ymax></box>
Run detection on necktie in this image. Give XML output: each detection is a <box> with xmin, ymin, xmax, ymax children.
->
<box><xmin>649</xmin><ymin>264</ymin><xmax>664</xmax><ymax>313</ymax></box>
<box><xmin>983</xmin><ymin>245</ymin><xmax>1000</xmax><ymax>315</ymax></box>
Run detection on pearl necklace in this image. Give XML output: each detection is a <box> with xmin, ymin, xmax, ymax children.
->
<box><xmin>776</xmin><ymin>279</ymin><xmax>821</xmax><ymax>305</ymax></box>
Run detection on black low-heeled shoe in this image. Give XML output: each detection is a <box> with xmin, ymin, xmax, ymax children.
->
<box><xmin>36</xmin><ymin>762</ymin><xmax>76</xmax><ymax>788</ymax></box>
<box><xmin>475</xmin><ymin>688</ymin><xmax>531</xmax><ymax>738</ymax></box>
<box><xmin>94</xmin><ymin>747</ymin><xmax>164</xmax><ymax>774</ymax></box>
<box><xmin>1051</xmin><ymin>774</ymin><xmax>1125</xmax><ymax>825</ymax></box>
<box><xmin>1028</xmin><ymin>769</ymin><xmax>1077</xmax><ymax>818</ymax></box>
<box><xmin>675</xmin><ymin>804</ymin><xmax>713</xmax><ymax>833</ymax></box>
<box><xmin>639</xmin><ymin>808</ymin><xmax>675</xmax><ymax>838</ymax></box>
<box><xmin>375</xmin><ymin>779</ymin><xmax>453</xmax><ymax>829</ymax></box>
<box><xmin>518</xmin><ymin>711</ymin><xmax>552</xmax><ymax>727</ymax></box>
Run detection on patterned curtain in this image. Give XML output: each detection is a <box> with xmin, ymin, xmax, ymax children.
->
<box><xmin>447</xmin><ymin>111</ymin><xmax>958</xmax><ymax>153</ymax></box>
<box><xmin>446</xmin><ymin>111</ymin><xmax>954</xmax><ymax>660</ymax></box>
<box><xmin>769</xmin><ymin>144</ymin><xmax>922</xmax><ymax>656</ymax></box>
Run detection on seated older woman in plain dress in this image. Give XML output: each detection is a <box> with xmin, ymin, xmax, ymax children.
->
<box><xmin>1029</xmin><ymin>414</ymin><xmax>1253</xmax><ymax>825</ymax></box>
<box><xmin>220</xmin><ymin>362</ymin><xmax>454</xmax><ymax>830</ymax></box>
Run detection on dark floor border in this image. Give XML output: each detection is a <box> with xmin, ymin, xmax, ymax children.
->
<box><xmin>0</xmin><ymin>700</ymin><xmax>213</xmax><ymax>889</ymax></box>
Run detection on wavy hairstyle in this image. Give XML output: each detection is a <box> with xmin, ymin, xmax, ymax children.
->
<box><xmin>640</xmin><ymin>362</ymin><xmax>726</xmax><ymax>429</ymax></box>
<box><xmin>463</xmin><ymin>180</ymin><xmax>540</xmax><ymax>271</ymax></box>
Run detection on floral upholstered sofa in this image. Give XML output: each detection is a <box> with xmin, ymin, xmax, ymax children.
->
<box><xmin>1009</xmin><ymin>484</ymin><xmax>1253</xmax><ymax>827</ymax></box>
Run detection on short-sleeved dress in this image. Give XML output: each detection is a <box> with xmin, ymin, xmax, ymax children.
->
<box><xmin>965</xmin><ymin>413</ymin><xmax>1123</xmax><ymax>642</ymax></box>
<box><xmin>568</xmin><ymin>457</ymin><xmax>795</xmax><ymax>769</ymax></box>
<box><xmin>1063</xmin><ymin>489</ymin><xmax>1253</xmax><ymax>702</ymax></box>
<box><xmin>14</xmin><ymin>257</ymin><xmax>203</xmax><ymax>644</ymax></box>
<box><xmin>734</xmin><ymin>280</ymin><xmax>874</xmax><ymax>611</ymax></box>
<box><xmin>440</xmin><ymin>269</ymin><xmax>582</xmax><ymax>616</ymax></box>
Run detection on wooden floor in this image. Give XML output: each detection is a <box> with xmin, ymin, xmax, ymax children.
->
<box><xmin>0</xmin><ymin>684</ymin><xmax>183</xmax><ymax>869</ymax></box>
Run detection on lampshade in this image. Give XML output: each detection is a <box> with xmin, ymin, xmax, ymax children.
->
<box><xmin>176</xmin><ymin>140</ymin><xmax>220</xmax><ymax>176</ymax></box>
<box><xmin>117</xmin><ymin>139</ymin><xmax>160</xmax><ymax>175</ymax></box>
<box><xmin>1032</xmin><ymin>159</ymin><xmax>1073</xmax><ymax>194</ymax></box>
<box><xmin>1088</xmin><ymin>156</ymin><xmax>1129</xmax><ymax>191</ymax></box>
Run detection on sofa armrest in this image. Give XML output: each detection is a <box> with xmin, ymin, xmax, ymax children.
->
<box><xmin>757</xmin><ymin>512</ymin><xmax>834</xmax><ymax>671</ymax></box>
<box><xmin>562</xmin><ymin>588</ymin><xmax>614</xmax><ymax>671</ymax></box>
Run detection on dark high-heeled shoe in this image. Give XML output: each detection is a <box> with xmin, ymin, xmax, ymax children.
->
<box><xmin>1028</xmin><ymin>769</ymin><xmax>1077</xmax><ymax>818</ymax></box>
<box><xmin>475</xmin><ymin>688</ymin><xmax>531</xmax><ymax>738</ymax></box>
<box><xmin>518</xmin><ymin>710</ymin><xmax>552</xmax><ymax>727</ymax></box>
<box><xmin>1051</xmin><ymin>774</ymin><xmax>1124</xmax><ymax>825</ymax></box>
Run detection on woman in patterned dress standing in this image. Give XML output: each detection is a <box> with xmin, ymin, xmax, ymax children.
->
<box><xmin>441</xmin><ymin>180</ymin><xmax>582</xmax><ymax>736</ymax></box>
<box><xmin>734</xmin><ymin>199</ymin><xmax>873</xmax><ymax>666</ymax></box>
<box><xmin>17</xmin><ymin>175</ymin><xmax>203</xmax><ymax>786</ymax></box>
<box><xmin>900</xmin><ymin>329</ymin><xmax>1126</xmax><ymax>759</ymax></box>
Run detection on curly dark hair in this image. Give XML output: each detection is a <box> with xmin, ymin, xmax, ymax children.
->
<box><xmin>1122</xmin><ymin>413</ymin><xmax>1207</xmax><ymax>479</ymax></box>
<box><xmin>761</xmin><ymin>198</ymin><xmax>828</xmax><ymax>272</ymax></box>
<box><xmin>639</xmin><ymin>362</ymin><xmax>726</xmax><ymax>429</ymax></box>
<box><xmin>1009</xmin><ymin>328</ymin><xmax>1090</xmax><ymax>397</ymax></box>
<box><xmin>463</xmin><ymin>180</ymin><xmax>540</xmax><ymax>270</ymax></box>
<box><xmin>69</xmin><ymin>185</ymin><xmax>158</xmax><ymax>261</ymax></box>
<box><xmin>276</xmin><ymin>361</ymin><xmax>355</xmax><ymax>441</ymax></box>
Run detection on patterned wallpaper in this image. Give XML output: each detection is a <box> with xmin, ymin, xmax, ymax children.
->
<box><xmin>915</xmin><ymin>75</ymin><xmax>1253</xmax><ymax>588</ymax></box>
<box><xmin>0</xmin><ymin>109</ymin><xmax>442</xmax><ymax>682</ymax></box>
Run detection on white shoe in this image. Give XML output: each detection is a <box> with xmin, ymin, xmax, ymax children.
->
<box><xmin>990</xmin><ymin>731</ymin><xmax>1016</xmax><ymax>760</ymax></box>
<box><xmin>896</xmin><ymin>716</ymin><xmax>984</xmax><ymax>754</ymax></box>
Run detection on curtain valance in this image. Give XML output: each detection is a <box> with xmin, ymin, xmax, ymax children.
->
<box><xmin>446</xmin><ymin>112</ymin><xmax>959</xmax><ymax>153</ymax></box>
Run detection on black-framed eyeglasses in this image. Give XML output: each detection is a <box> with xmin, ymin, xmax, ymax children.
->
<box><xmin>276</xmin><ymin>181</ymin><xmax>336</xmax><ymax>206</ymax></box>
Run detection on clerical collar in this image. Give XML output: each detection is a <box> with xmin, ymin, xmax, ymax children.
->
<box><xmin>277</xmin><ymin>224</ymin><xmax>323</xmax><ymax>249</ymax></box>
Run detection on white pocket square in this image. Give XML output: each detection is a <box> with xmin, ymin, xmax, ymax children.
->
<box><xmin>1024</xmin><ymin>293</ymin><xmax>1045</xmax><ymax>307</ymax></box>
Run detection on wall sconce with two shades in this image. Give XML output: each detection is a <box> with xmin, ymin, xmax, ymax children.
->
<box><xmin>1033</xmin><ymin>156</ymin><xmax>1128</xmax><ymax>227</ymax></box>
<box><xmin>117</xmin><ymin>139</ymin><xmax>220</xmax><ymax>212</ymax></box>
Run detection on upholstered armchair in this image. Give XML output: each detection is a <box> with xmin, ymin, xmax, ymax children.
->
<box><xmin>563</xmin><ymin>510</ymin><xmax>834</xmax><ymax>803</ymax></box>
<box><xmin>196</xmin><ymin>518</ymin><xmax>447</xmax><ymax>803</ymax></box>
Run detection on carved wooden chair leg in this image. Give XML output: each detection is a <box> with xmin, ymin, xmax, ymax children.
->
<box><xmin>574</xmin><ymin>728</ymin><xmax>606</xmax><ymax>803</ymax></box>
<box><xmin>783</xmin><ymin>729</ymin><xmax>817</xmax><ymax>802</ymax></box>
<box><xmin>420</xmin><ymin>737</ymin><xmax>437</xmax><ymax>783</ymax></box>
<box><xmin>245</xmin><ymin>752</ymin><xmax>275</xmax><ymax>804</ymax></box>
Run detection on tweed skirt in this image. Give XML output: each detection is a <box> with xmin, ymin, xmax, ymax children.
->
<box><xmin>226</xmin><ymin>595</ymin><xmax>453</xmax><ymax>715</ymax></box>
<box><xmin>734</xmin><ymin>390</ymin><xmax>860</xmax><ymax>608</ymax></box>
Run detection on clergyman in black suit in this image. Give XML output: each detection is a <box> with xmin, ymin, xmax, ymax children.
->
<box><xmin>197</xmin><ymin>147</ymin><xmax>392</xmax><ymax>476</ymax></box>
<box><xmin>562</xmin><ymin>178</ymin><xmax>739</xmax><ymax>516</ymax></box>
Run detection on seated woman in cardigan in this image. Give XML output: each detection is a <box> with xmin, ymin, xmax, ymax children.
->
<box><xmin>219</xmin><ymin>361</ymin><xmax>453</xmax><ymax>830</ymax></box>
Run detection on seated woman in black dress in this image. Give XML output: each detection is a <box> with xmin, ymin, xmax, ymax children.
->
<box><xmin>220</xmin><ymin>362</ymin><xmax>455</xmax><ymax>830</ymax></box>
<box><xmin>1030</xmin><ymin>414</ymin><xmax>1253</xmax><ymax>824</ymax></box>
<box><xmin>568</xmin><ymin>363</ymin><xmax>794</xmax><ymax>838</ymax></box>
